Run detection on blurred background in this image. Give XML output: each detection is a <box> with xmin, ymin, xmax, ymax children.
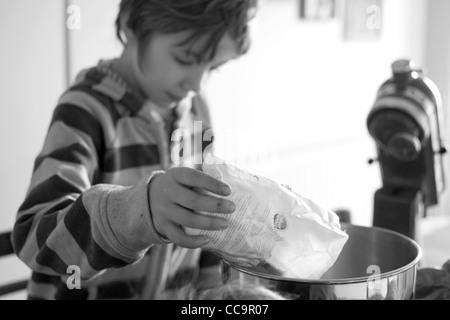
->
<box><xmin>1</xmin><ymin>0</ymin><xmax>449</xmax><ymax>299</ymax></box>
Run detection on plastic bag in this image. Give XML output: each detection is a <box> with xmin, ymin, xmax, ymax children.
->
<box><xmin>186</xmin><ymin>155</ymin><xmax>349</xmax><ymax>279</ymax></box>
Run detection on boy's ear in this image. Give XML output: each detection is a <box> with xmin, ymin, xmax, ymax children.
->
<box><xmin>119</xmin><ymin>12</ymin><xmax>138</xmax><ymax>46</ymax></box>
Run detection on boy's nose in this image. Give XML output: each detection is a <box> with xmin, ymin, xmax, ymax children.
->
<box><xmin>182</xmin><ymin>69</ymin><xmax>206</xmax><ymax>94</ymax></box>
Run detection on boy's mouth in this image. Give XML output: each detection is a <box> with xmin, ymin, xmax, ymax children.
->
<box><xmin>165</xmin><ymin>91</ymin><xmax>185</xmax><ymax>102</ymax></box>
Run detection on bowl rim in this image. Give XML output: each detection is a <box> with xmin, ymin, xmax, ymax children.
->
<box><xmin>222</xmin><ymin>223</ymin><xmax>423</xmax><ymax>284</ymax></box>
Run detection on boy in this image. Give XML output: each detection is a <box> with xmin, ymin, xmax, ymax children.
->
<box><xmin>12</xmin><ymin>0</ymin><xmax>257</xmax><ymax>299</ymax></box>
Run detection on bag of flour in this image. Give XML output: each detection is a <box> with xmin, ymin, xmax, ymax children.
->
<box><xmin>186</xmin><ymin>155</ymin><xmax>349</xmax><ymax>279</ymax></box>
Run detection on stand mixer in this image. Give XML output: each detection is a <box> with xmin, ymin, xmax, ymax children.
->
<box><xmin>367</xmin><ymin>59</ymin><xmax>447</xmax><ymax>240</ymax></box>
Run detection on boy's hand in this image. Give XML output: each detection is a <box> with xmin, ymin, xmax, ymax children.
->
<box><xmin>149</xmin><ymin>167</ymin><xmax>236</xmax><ymax>248</ymax></box>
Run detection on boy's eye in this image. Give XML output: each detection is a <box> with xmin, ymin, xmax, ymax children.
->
<box><xmin>174</xmin><ymin>56</ymin><xmax>195</xmax><ymax>66</ymax></box>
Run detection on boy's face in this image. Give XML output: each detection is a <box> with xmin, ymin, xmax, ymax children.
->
<box><xmin>133</xmin><ymin>31</ymin><xmax>240</xmax><ymax>108</ymax></box>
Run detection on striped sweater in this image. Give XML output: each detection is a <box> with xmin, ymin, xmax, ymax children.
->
<box><xmin>12</xmin><ymin>60</ymin><xmax>221</xmax><ymax>300</ymax></box>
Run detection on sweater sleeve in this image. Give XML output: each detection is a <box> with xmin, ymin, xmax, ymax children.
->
<box><xmin>12</xmin><ymin>98</ymin><xmax>167</xmax><ymax>281</ymax></box>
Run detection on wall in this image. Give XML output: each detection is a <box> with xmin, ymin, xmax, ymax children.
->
<box><xmin>67</xmin><ymin>0</ymin><xmax>122</xmax><ymax>81</ymax></box>
<box><xmin>424</xmin><ymin>0</ymin><xmax>450</xmax><ymax>217</ymax></box>
<box><xmin>0</xmin><ymin>0</ymin><xmax>66</xmax><ymax>298</ymax></box>
<box><xmin>419</xmin><ymin>0</ymin><xmax>450</xmax><ymax>267</ymax></box>
<box><xmin>205</xmin><ymin>0</ymin><xmax>428</xmax><ymax>226</ymax></box>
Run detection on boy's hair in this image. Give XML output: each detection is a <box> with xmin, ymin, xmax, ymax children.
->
<box><xmin>116</xmin><ymin>0</ymin><xmax>258</xmax><ymax>62</ymax></box>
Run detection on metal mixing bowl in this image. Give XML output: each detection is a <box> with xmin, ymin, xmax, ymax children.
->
<box><xmin>222</xmin><ymin>224</ymin><xmax>422</xmax><ymax>300</ymax></box>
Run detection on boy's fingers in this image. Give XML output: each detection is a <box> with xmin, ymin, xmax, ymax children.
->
<box><xmin>164</xmin><ymin>224</ymin><xmax>208</xmax><ymax>249</ymax></box>
<box><xmin>169</xmin><ymin>204</ymin><xmax>230</xmax><ymax>230</ymax></box>
<box><xmin>173</xmin><ymin>167</ymin><xmax>231</xmax><ymax>196</ymax></box>
<box><xmin>171</xmin><ymin>184</ymin><xmax>235</xmax><ymax>214</ymax></box>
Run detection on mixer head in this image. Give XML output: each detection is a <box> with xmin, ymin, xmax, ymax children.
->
<box><xmin>367</xmin><ymin>59</ymin><xmax>446</xmax><ymax>207</ymax></box>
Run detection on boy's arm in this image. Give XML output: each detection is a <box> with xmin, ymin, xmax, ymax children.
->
<box><xmin>12</xmin><ymin>101</ymin><xmax>166</xmax><ymax>281</ymax></box>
